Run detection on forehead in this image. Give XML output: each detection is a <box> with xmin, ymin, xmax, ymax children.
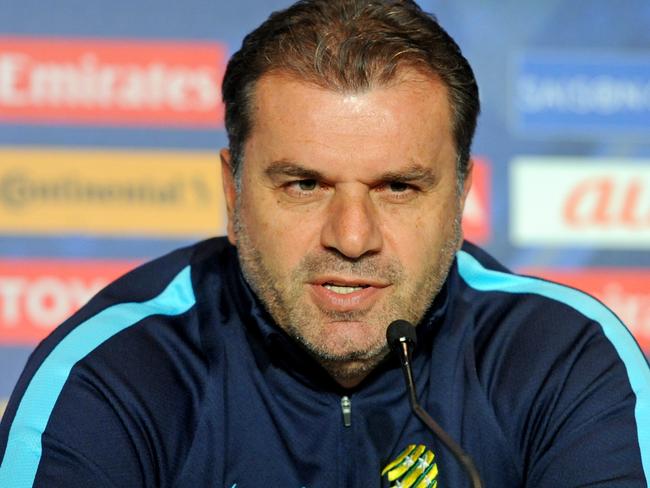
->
<box><xmin>251</xmin><ymin>68</ymin><xmax>451</xmax><ymax>125</ymax></box>
<box><xmin>244</xmin><ymin>69</ymin><xmax>455</xmax><ymax>174</ymax></box>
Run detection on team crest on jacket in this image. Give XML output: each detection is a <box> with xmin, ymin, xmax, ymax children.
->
<box><xmin>382</xmin><ymin>444</ymin><xmax>438</xmax><ymax>487</ymax></box>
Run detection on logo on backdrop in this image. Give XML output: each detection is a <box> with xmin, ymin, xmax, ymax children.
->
<box><xmin>0</xmin><ymin>37</ymin><xmax>226</xmax><ymax>127</ymax></box>
<box><xmin>0</xmin><ymin>260</ymin><xmax>137</xmax><ymax>344</ymax></box>
<box><xmin>512</xmin><ymin>51</ymin><xmax>650</xmax><ymax>135</ymax></box>
<box><xmin>510</xmin><ymin>156</ymin><xmax>650</xmax><ymax>249</ymax></box>
<box><xmin>0</xmin><ymin>148</ymin><xmax>225</xmax><ymax>237</ymax></box>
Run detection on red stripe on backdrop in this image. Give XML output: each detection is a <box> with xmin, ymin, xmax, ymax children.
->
<box><xmin>0</xmin><ymin>259</ymin><xmax>139</xmax><ymax>345</ymax></box>
<box><xmin>0</xmin><ymin>37</ymin><xmax>226</xmax><ymax>127</ymax></box>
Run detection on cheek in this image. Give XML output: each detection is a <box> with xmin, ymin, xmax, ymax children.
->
<box><xmin>385</xmin><ymin>203</ymin><xmax>457</xmax><ymax>261</ymax></box>
<box><xmin>238</xmin><ymin>191</ymin><xmax>317</xmax><ymax>269</ymax></box>
<box><xmin>240</xmin><ymin>186</ymin><xmax>279</xmax><ymax>229</ymax></box>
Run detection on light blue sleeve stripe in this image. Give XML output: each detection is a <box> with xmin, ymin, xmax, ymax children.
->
<box><xmin>457</xmin><ymin>250</ymin><xmax>650</xmax><ymax>482</ymax></box>
<box><xmin>0</xmin><ymin>265</ymin><xmax>196</xmax><ymax>488</ymax></box>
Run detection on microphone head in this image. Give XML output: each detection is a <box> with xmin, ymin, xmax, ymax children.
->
<box><xmin>386</xmin><ymin>319</ymin><xmax>417</xmax><ymax>350</ymax></box>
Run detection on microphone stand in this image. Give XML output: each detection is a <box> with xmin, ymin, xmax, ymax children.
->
<box><xmin>389</xmin><ymin>321</ymin><xmax>484</xmax><ymax>488</ymax></box>
<box><xmin>395</xmin><ymin>340</ymin><xmax>483</xmax><ymax>488</ymax></box>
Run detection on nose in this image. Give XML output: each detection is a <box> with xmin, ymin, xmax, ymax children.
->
<box><xmin>320</xmin><ymin>187</ymin><xmax>383</xmax><ymax>259</ymax></box>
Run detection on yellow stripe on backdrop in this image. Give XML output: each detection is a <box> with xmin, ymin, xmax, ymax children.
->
<box><xmin>0</xmin><ymin>399</ymin><xmax>6</xmax><ymax>420</ymax></box>
<box><xmin>0</xmin><ymin>148</ymin><xmax>226</xmax><ymax>237</ymax></box>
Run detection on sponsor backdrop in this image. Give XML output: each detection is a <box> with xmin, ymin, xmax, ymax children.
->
<box><xmin>0</xmin><ymin>0</ymin><xmax>649</xmax><ymax>418</ymax></box>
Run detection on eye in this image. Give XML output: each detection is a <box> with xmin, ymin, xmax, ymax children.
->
<box><xmin>388</xmin><ymin>181</ymin><xmax>410</xmax><ymax>193</ymax></box>
<box><xmin>296</xmin><ymin>179</ymin><xmax>317</xmax><ymax>191</ymax></box>
<box><xmin>282</xmin><ymin>178</ymin><xmax>324</xmax><ymax>200</ymax></box>
<box><xmin>376</xmin><ymin>180</ymin><xmax>419</xmax><ymax>203</ymax></box>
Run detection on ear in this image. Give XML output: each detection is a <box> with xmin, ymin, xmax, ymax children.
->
<box><xmin>220</xmin><ymin>148</ymin><xmax>238</xmax><ymax>246</ymax></box>
<box><xmin>460</xmin><ymin>157</ymin><xmax>474</xmax><ymax>213</ymax></box>
<box><xmin>458</xmin><ymin>157</ymin><xmax>474</xmax><ymax>246</ymax></box>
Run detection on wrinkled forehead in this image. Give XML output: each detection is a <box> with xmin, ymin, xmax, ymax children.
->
<box><xmin>242</xmin><ymin>68</ymin><xmax>457</xmax><ymax>183</ymax></box>
<box><xmin>247</xmin><ymin>67</ymin><xmax>453</xmax><ymax>135</ymax></box>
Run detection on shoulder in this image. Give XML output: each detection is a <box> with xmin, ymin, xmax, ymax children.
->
<box><xmin>9</xmin><ymin>236</ymin><xmax>237</xmax><ymax>405</ymax></box>
<box><xmin>455</xmin><ymin>241</ymin><xmax>648</xmax><ymax>386</ymax></box>
<box><xmin>25</xmin><ymin>236</ymin><xmax>234</xmax><ymax>368</ymax></box>
<box><xmin>0</xmin><ymin>237</ymin><xmax>237</xmax><ymax>486</ymax></box>
<box><xmin>454</xmin><ymin>242</ymin><xmax>650</xmax><ymax>482</ymax></box>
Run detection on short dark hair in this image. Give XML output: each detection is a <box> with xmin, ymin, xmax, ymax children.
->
<box><xmin>222</xmin><ymin>0</ymin><xmax>480</xmax><ymax>186</ymax></box>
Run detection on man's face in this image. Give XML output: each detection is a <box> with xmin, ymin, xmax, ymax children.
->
<box><xmin>221</xmin><ymin>69</ymin><xmax>472</xmax><ymax>387</ymax></box>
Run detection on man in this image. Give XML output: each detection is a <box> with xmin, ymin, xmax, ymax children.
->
<box><xmin>1</xmin><ymin>0</ymin><xmax>648</xmax><ymax>486</ymax></box>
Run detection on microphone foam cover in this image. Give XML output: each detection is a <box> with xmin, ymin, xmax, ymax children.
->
<box><xmin>386</xmin><ymin>319</ymin><xmax>417</xmax><ymax>349</ymax></box>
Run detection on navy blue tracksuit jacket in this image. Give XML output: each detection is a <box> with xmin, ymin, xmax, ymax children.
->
<box><xmin>1</xmin><ymin>237</ymin><xmax>649</xmax><ymax>487</ymax></box>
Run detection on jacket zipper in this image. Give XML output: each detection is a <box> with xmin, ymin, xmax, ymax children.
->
<box><xmin>339</xmin><ymin>395</ymin><xmax>353</xmax><ymax>486</ymax></box>
<box><xmin>341</xmin><ymin>395</ymin><xmax>352</xmax><ymax>427</ymax></box>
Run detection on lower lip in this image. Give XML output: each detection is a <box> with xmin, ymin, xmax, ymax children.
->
<box><xmin>309</xmin><ymin>284</ymin><xmax>385</xmax><ymax>312</ymax></box>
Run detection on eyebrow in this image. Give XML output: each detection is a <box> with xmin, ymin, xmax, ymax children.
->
<box><xmin>265</xmin><ymin>160</ymin><xmax>323</xmax><ymax>180</ymax></box>
<box><xmin>264</xmin><ymin>159</ymin><xmax>439</xmax><ymax>186</ymax></box>
<box><xmin>380</xmin><ymin>165</ymin><xmax>439</xmax><ymax>187</ymax></box>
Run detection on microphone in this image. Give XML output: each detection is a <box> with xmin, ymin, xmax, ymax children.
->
<box><xmin>386</xmin><ymin>320</ymin><xmax>483</xmax><ymax>488</ymax></box>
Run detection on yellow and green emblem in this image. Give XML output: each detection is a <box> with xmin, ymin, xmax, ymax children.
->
<box><xmin>381</xmin><ymin>444</ymin><xmax>438</xmax><ymax>488</ymax></box>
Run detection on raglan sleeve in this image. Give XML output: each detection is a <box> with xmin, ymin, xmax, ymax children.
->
<box><xmin>0</xmin><ymin>251</ymin><xmax>198</xmax><ymax>488</ymax></box>
<box><xmin>0</xmin><ymin>315</ymin><xmax>156</xmax><ymax>488</ymax></box>
<box><xmin>492</xmin><ymin>298</ymin><xmax>650</xmax><ymax>487</ymax></box>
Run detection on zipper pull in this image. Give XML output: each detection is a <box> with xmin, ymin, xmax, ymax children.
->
<box><xmin>341</xmin><ymin>395</ymin><xmax>352</xmax><ymax>427</ymax></box>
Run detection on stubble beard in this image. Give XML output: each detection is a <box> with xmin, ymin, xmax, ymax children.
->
<box><xmin>233</xmin><ymin>203</ymin><xmax>462</xmax><ymax>385</ymax></box>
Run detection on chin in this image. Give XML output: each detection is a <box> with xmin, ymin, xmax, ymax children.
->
<box><xmin>308</xmin><ymin>334</ymin><xmax>389</xmax><ymax>364</ymax></box>
<box><xmin>314</xmin><ymin>330</ymin><xmax>386</xmax><ymax>360</ymax></box>
<box><xmin>319</xmin><ymin>351</ymin><xmax>389</xmax><ymax>388</ymax></box>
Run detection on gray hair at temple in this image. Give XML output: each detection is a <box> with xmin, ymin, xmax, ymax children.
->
<box><xmin>221</xmin><ymin>0</ymin><xmax>480</xmax><ymax>191</ymax></box>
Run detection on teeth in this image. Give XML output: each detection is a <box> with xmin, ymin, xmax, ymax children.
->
<box><xmin>323</xmin><ymin>284</ymin><xmax>365</xmax><ymax>294</ymax></box>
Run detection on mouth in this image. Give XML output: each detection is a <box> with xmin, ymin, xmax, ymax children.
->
<box><xmin>322</xmin><ymin>283</ymin><xmax>370</xmax><ymax>295</ymax></box>
<box><xmin>313</xmin><ymin>275</ymin><xmax>388</xmax><ymax>291</ymax></box>
<box><xmin>309</xmin><ymin>277</ymin><xmax>389</xmax><ymax>312</ymax></box>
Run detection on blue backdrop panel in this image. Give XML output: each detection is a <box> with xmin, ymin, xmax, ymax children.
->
<box><xmin>0</xmin><ymin>0</ymin><xmax>648</xmax><ymax>414</ymax></box>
